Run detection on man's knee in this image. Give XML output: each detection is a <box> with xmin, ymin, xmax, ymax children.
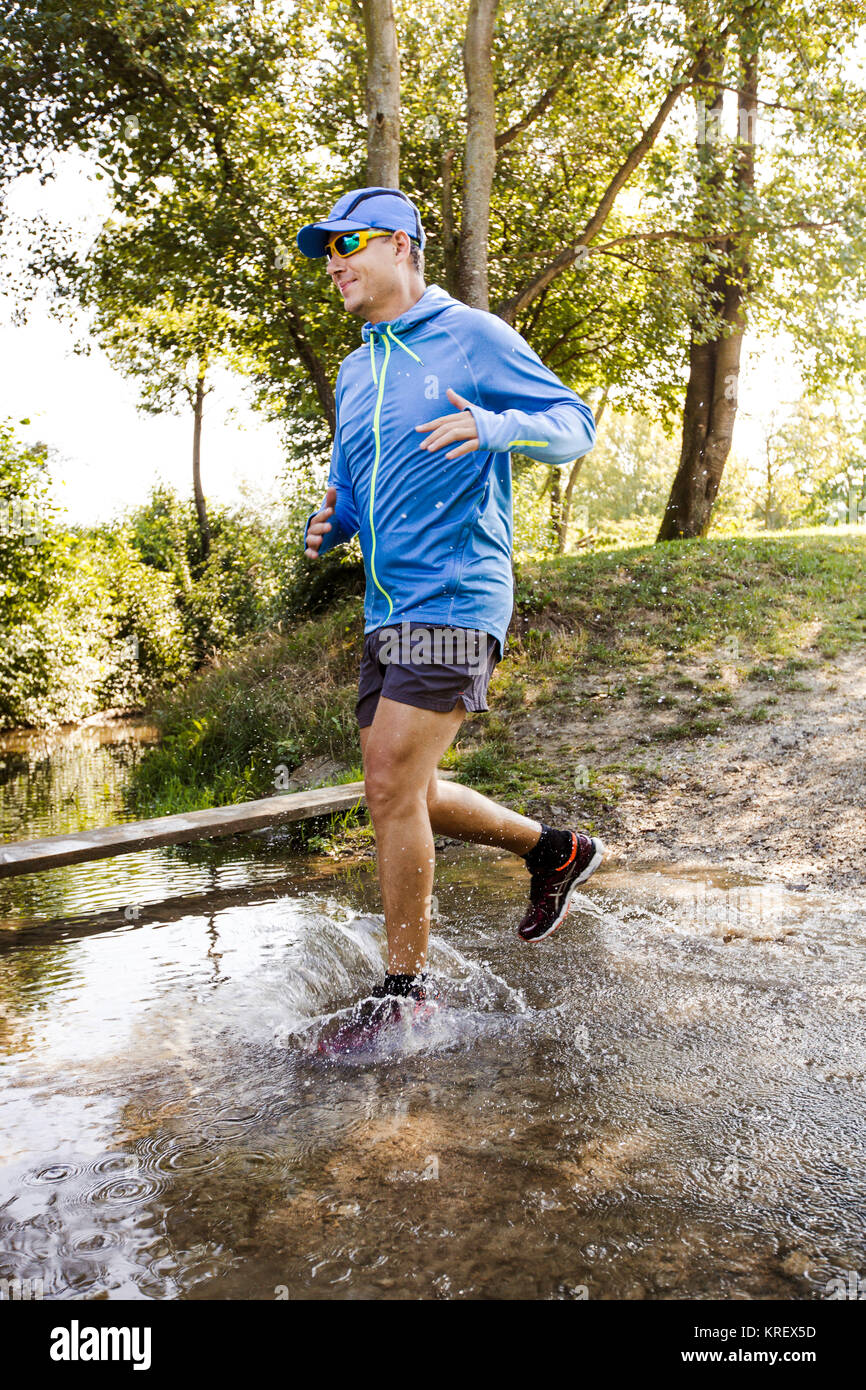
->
<box><xmin>364</xmin><ymin>748</ymin><xmax>426</xmax><ymax>818</ymax></box>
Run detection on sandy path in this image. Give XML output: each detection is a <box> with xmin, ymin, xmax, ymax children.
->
<box><xmin>505</xmin><ymin>645</ymin><xmax>866</xmax><ymax>893</ymax></box>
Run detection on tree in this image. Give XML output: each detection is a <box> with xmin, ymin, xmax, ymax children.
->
<box><xmin>83</xmin><ymin>269</ymin><xmax>244</xmax><ymax>561</ymax></box>
<box><xmin>550</xmin><ymin>387</ymin><xmax>609</xmax><ymax>551</ymax></box>
<box><xmin>0</xmin><ymin>2</ymin><xmax>723</xmax><ymax>439</ymax></box>
<box><xmin>362</xmin><ymin>0</ymin><xmax>401</xmax><ymax>185</ymax></box>
<box><xmin>459</xmin><ymin>0</ymin><xmax>498</xmax><ymax>308</ymax></box>
<box><xmin>0</xmin><ymin>3</ymin><xmax>719</xmax><ymax>399</ymax></box>
<box><xmin>0</xmin><ymin>421</ymin><xmax>59</xmax><ymax>722</ymax></box>
<box><xmin>771</xmin><ymin>393</ymin><xmax>866</xmax><ymax>528</ymax></box>
<box><xmin>2</xmin><ymin>0</ymin><xmax>865</xmax><ymax>543</ymax></box>
<box><xmin>0</xmin><ymin>0</ymin><xmax>352</xmax><ymax>442</ymax></box>
<box><xmin>658</xmin><ymin>0</ymin><xmax>866</xmax><ymax>538</ymax></box>
<box><xmin>571</xmin><ymin>408</ymin><xmax>683</xmax><ymax>531</ymax></box>
<box><xmin>0</xmin><ymin>422</ymin><xmax>190</xmax><ymax>725</ymax></box>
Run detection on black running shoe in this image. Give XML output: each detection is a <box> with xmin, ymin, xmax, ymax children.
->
<box><xmin>516</xmin><ymin>832</ymin><xmax>605</xmax><ymax>944</ymax></box>
<box><xmin>317</xmin><ymin>979</ymin><xmax>440</xmax><ymax>1056</ymax></box>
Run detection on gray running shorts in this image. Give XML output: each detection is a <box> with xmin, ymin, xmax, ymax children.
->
<box><xmin>356</xmin><ymin>622</ymin><xmax>502</xmax><ymax>729</ymax></box>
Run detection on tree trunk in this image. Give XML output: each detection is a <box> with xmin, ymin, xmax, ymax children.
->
<box><xmin>459</xmin><ymin>0</ymin><xmax>498</xmax><ymax>309</ymax></box>
<box><xmin>283</xmin><ymin>302</ymin><xmax>336</xmax><ymax>434</ymax></box>
<box><xmin>657</xmin><ymin>31</ymin><xmax>758</xmax><ymax>541</ymax></box>
<box><xmin>192</xmin><ymin>373</ymin><xmax>211</xmax><ymax>560</ymax></box>
<box><xmin>549</xmin><ymin>469</ymin><xmax>563</xmax><ymax>550</ymax></box>
<box><xmin>554</xmin><ymin>387</ymin><xmax>608</xmax><ymax>551</ymax></box>
<box><xmin>555</xmin><ymin>462</ymin><xmax>581</xmax><ymax>551</ymax></box>
<box><xmin>362</xmin><ymin>0</ymin><xmax>400</xmax><ymax>187</ymax></box>
<box><xmin>441</xmin><ymin>148</ymin><xmax>460</xmax><ymax>296</ymax></box>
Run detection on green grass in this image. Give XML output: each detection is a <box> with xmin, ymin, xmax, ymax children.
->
<box><xmin>125</xmin><ymin>599</ymin><xmax>366</xmax><ymax>817</ymax></box>
<box><xmin>511</xmin><ymin>528</ymin><xmax>866</xmax><ymax>671</ymax></box>
<box><xmin>128</xmin><ymin>529</ymin><xmax>866</xmax><ymax>830</ymax></box>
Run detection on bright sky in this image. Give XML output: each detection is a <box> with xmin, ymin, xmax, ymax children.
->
<box><xmin>0</xmin><ymin>155</ymin><xmax>287</xmax><ymax>525</ymax></box>
<box><xmin>0</xmin><ymin>152</ymin><xmax>801</xmax><ymax>526</ymax></box>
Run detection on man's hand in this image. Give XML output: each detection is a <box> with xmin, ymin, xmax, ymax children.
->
<box><xmin>415</xmin><ymin>387</ymin><xmax>480</xmax><ymax>459</ymax></box>
<box><xmin>304</xmin><ymin>485</ymin><xmax>337</xmax><ymax>558</ymax></box>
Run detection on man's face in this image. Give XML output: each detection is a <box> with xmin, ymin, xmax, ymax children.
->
<box><xmin>325</xmin><ymin>230</ymin><xmax>401</xmax><ymax>317</ymax></box>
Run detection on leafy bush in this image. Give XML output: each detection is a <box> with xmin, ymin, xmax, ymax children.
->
<box><xmin>1</xmin><ymin>428</ymin><xmax>197</xmax><ymax>727</ymax></box>
<box><xmin>0</xmin><ymin>436</ymin><xmax>370</xmax><ymax>729</ymax></box>
<box><xmin>123</xmin><ymin>486</ymin><xmax>313</xmax><ymax>659</ymax></box>
<box><xmin>0</xmin><ymin>422</ymin><xmax>64</xmax><ymax>726</ymax></box>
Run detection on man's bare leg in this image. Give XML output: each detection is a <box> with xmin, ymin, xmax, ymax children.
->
<box><xmin>361</xmin><ymin>700</ymin><xmax>543</xmax><ymax>973</ymax></box>
<box><xmin>425</xmin><ymin>775</ymin><xmax>543</xmax><ymax>854</ymax></box>
<box><xmin>362</xmin><ymin>698</ymin><xmax>465</xmax><ymax>973</ymax></box>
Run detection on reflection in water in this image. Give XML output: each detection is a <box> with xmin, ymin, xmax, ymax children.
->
<box><xmin>0</xmin><ymin>719</ymin><xmax>159</xmax><ymax>925</ymax></box>
<box><xmin>0</xmin><ymin>718</ymin><xmax>160</xmax><ymax>839</ymax></box>
<box><xmin>1</xmin><ymin>726</ymin><xmax>864</xmax><ymax>1299</ymax></box>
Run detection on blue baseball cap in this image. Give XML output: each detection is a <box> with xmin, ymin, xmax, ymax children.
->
<box><xmin>297</xmin><ymin>186</ymin><xmax>426</xmax><ymax>258</ymax></box>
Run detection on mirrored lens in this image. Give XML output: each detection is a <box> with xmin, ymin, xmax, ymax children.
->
<box><xmin>326</xmin><ymin>232</ymin><xmax>362</xmax><ymax>259</ymax></box>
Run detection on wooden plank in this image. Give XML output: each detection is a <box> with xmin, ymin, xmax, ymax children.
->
<box><xmin>0</xmin><ymin>771</ymin><xmax>457</xmax><ymax>879</ymax></box>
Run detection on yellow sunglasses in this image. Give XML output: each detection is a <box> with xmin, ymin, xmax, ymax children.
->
<box><xmin>325</xmin><ymin>228</ymin><xmax>393</xmax><ymax>260</ymax></box>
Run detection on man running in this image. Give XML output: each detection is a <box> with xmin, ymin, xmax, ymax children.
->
<box><xmin>297</xmin><ymin>187</ymin><xmax>604</xmax><ymax>1049</ymax></box>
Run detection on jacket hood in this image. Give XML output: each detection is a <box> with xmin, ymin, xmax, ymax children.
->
<box><xmin>361</xmin><ymin>284</ymin><xmax>455</xmax><ymax>340</ymax></box>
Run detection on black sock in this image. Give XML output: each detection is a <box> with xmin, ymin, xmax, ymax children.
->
<box><xmin>381</xmin><ymin>972</ymin><xmax>421</xmax><ymax>998</ymax></box>
<box><xmin>524</xmin><ymin>823</ymin><xmax>575</xmax><ymax>875</ymax></box>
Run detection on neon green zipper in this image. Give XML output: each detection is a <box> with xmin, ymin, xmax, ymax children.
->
<box><xmin>367</xmin><ymin>327</ymin><xmax>424</xmax><ymax>623</ymax></box>
<box><xmin>369</xmin><ymin>332</ymin><xmax>394</xmax><ymax>621</ymax></box>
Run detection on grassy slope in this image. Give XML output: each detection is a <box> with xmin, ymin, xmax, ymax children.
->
<box><xmin>127</xmin><ymin>528</ymin><xmax>866</xmax><ymax>851</ymax></box>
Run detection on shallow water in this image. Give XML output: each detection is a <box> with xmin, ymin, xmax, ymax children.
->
<box><xmin>1</xmin><ymin>726</ymin><xmax>864</xmax><ymax>1300</ymax></box>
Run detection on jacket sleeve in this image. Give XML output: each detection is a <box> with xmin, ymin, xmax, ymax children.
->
<box><xmin>463</xmin><ymin>312</ymin><xmax>596</xmax><ymax>466</ymax></box>
<box><xmin>302</xmin><ymin>413</ymin><xmax>361</xmax><ymax>557</ymax></box>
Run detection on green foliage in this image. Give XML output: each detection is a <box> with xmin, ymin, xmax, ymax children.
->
<box><xmin>517</xmin><ymin>394</ymin><xmax>866</xmax><ymax>552</ymax></box>
<box><xmin>0</xmin><ymin>424</ymin><xmax>192</xmax><ymax>729</ymax></box>
<box><xmin>0</xmin><ymin>421</ymin><xmax>64</xmax><ymax>724</ymax></box>
<box><xmin>2</xmin><ymin>417</ymin><xmax>332</xmax><ymax>727</ymax></box>
<box><xmin>576</xmin><ymin>412</ymin><xmax>681</xmax><ymax>529</ymax></box>
<box><xmin>275</xmin><ymin>541</ymin><xmax>366</xmax><ymax>623</ymax></box>
<box><xmin>712</xmin><ymin>391</ymin><xmax>866</xmax><ymax>531</ymax></box>
<box><xmin>8</xmin><ymin>0</ymin><xmax>864</xmax><ymax>435</ymax></box>
<box><xmin>0</xmin><ymin>2</ymin><xmax>865</xmax><ymax>748</ymax></box>
<box><xmin>124</xmin><ymin>485</ymin><xmax>285</xmax><ymax>661</ymax></box>
<box><xmin>126</xmin><ymin>599</ymin><xmax>366</xmax><ymax>815</ymax></box>
<box><xmin>125</xmin><ymin>485</ymin><xmax>198</xmax><ymax>579</ymax></box>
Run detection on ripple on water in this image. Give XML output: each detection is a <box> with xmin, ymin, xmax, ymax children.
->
<box><xmin>67</xmin><ymin>1228</ymin><xmax>122</xmax><ymax>1255</ymax></box>
<box><xmin>152</xmin><ymin>1141</ymin><xmax>223</xmax><ymax>1176</ymax></box>
<box><xmin>26</xmin><ymin>1161</ymin><xmax>84</xmax><ymax>1186</ymax></box>
<box><xmin>85</xmin><ymin>1173</ymin><xmax>168</xmax><ymax>1206</ymax></box>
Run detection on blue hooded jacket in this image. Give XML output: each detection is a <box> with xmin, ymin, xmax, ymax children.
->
<box><xmin>302</xmin><ymin>284</ymin><xmax>596</xmax><ymax>655</ymax></box>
